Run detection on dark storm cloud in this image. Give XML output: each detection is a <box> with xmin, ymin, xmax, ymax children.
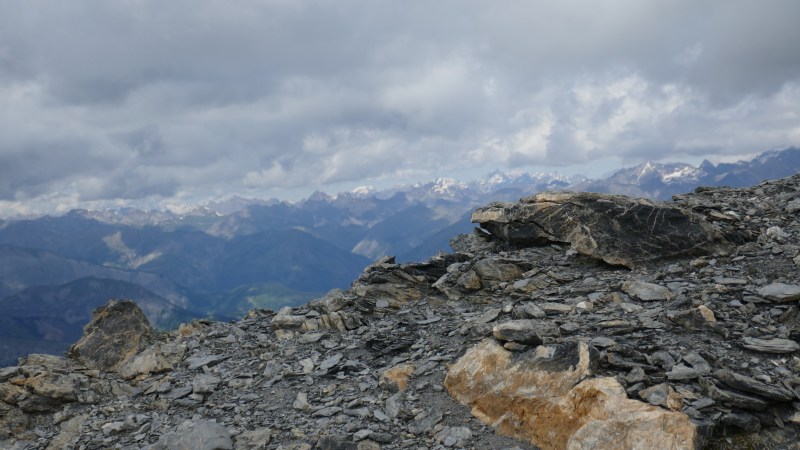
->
<box><xmin>0</xmin><ymin>0</ymin><xmax>799</xmax><ymax>215</ymax></box>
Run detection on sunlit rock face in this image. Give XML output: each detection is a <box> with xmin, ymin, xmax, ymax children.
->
<box><xmin>445</xmin><ymin>339</ymin><xmax>700</xmax><ymax>450</ymax></box>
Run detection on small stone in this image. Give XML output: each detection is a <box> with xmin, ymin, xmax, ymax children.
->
<box><xmin>540</xmin><ymin>302</ymin><xmax>573</xmax><ymax>314</ymax></box>
<box><xmin>589</xmin><ymin>337</ymin><xmax>616</xmax><ymax>348</ymax></box>
<box><xmin>384</xmin><ymin>394</ymin><xmax>401</xmax><ymax>419</ymax></box>
<box><xmin>192</xmin><ymin>374</ymin><xmax>221</xmax><ymax>395</ymax></box>
<box><xmin>299</xmin><ymin>358</ymin><xmax>314</xmax><ymax>374</ymax></box>
<box><xmin>434</xmin><ymin>426</ymin><xmax>473</xmax><ymax>447</ymax></box>
<box><xmin>312</xmin><ymin>406</ymin><xmax>343</xmax><ymax>418</ymax></box>
<box><xmin>638</xmin><ymin>384</ymin><xmax>683</xmax><ymax>411</ymax></box>
<box><xmin>381</xmin><ymin>364</ymin><xmax>415</xmax><ymax>391</ymax></box>
<box><xmin>353</xmin><ymin>429</ymin><xmax>372</xmax><ymax>441</ymax></box>
<box><xmin>622</xmin><ymin>280</ymin><xmax>673</xmax><ymax>301</ymax></box>
<box><xmin>696</xmin><ymin>305</ymin><xmax>716</xmax><ymax>323</ymax></box>
<box><xmin>682</xmin><ymin>352</ymin><xmax>711</xmax><ymax>374</ymax></box>
<box><xmin>293</xmin><ymin>392</ymin><xmax>311</xmax><ymax>411</ymax></box>
<box><xmin>186</xmin><ymin>354</ymin><xmax>228</xmax><ymax>371</ymax></box>
<box><xmin>666</xmin><ymin>364</ymin><xmax>698</xmax><ymax>380</ymax></box>
<box><xmin>756</xmin><ymin>283</ymin><xmax>800</xmax><ymax>303</ymax></box>
<box><xmin>513</xmin><ymin>303</ymin><xmax>546</xmax><ymax>319</ymax></box>
<box><xmin>741</xmin><ymin>337</ymin><xmax>800</xmax><ymax>354</ymax></box>
<box><xmin>457</xmin><ymin>270</ymin><xmax>482</xmax><ymax>290</ymax></box>
<box><xmin>320</xmin><ymin>353</ymin><xmax>343</xmax><ymax>372</ymax></box>
<box><xmin>473</xmin><ymin>308</ymin><xmax>502</xmax><ymax>324</ymax></box>
<box><xmin>620</xmin><ymin>302</ymin><xmax>644</xmax><ymax>313</ymax></box>
<box><xmin>235</xmin><ymin>428</ymin><xmax>272</xmax><ymax>450</ymax></box>
<box><xmin>492</xmin><ymin>320</ymin><xmax>544</xmax><ymax>345</ymax></box>
<box><xmin>559</xmin><ymin>322</ymin><xmax>580</xmax><ymax>334</ymax></box>
<box><xmin>373</xmin><ymin>409</ymin><xmax>390</xmax><ymax>422</ymax></box>
<box><xmin>409</xmin><ymin>410</ymin><xmax>443</xmax><ymax>436</ymax></box>
<box><xmin>262</xmin><ymin>361</ymin><xmax>283</xmax><ymax>379</ymax></box>
<box><xmin>721</xmin><ymin>411</ymin><xmax>761</xmax><ymax>432</ymax></box>
<box><xmin>102</xmin><ymin>421</ymin><xmax>126</xmax><ymax>436</ymax></box>
<box><xmin>316</xmin><ymin>435</ymin><xmax>356</xmax><ymax>450</ymax></box>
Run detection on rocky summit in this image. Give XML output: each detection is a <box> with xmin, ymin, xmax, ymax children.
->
<box><xmin>3</xmin><ymin>175</ymin><xmax>800</xmax><ymax>450</ymax></box>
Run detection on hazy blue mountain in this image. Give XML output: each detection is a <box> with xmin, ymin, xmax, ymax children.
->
<box><xmin>397</xmin><ymin>213</ymin><xmax>475</xmax><ymax>263</ymax></box>
<box><xmin>577</xmin><ymin>147</ymin><xmax>800</xmax><ymax>200</ymax></box>
<box><xmin>213</xmin><ymin>229</ymin><xmax>370</xmax><ymax>292</ymax></box>
<box><xmin>0</xmin><ymin>277</ymin><xmax>196</xmax><ymax>366</ymax></box>
<box><xmin>702</xmin><ymin>148</ymin><xmax>800</xmax><ymax>188</ymax></box>
<box><xmin>0</xmin><ymin>244</ymin><xmax>189</xmax><ymax>305</ymax></box>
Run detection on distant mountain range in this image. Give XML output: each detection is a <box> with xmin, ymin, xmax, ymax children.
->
<box><xmin>1</xmin><ymin>147</ymin><xmax>798</xmax><ymax>366</ymax></box>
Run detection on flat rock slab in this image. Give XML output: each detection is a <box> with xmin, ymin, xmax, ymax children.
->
<box><xmin>472</xmin><ymin>192</ymin><xmax>731</xmax><ymax>268</ymax></box>
<box><xmin>741</xmin><ymin>337</ymin><xmax>800</xmax><ymax>354</ymax></box>
<box><xmin>145</xmin><ymin>419</ymin><xmax>233</xmax><ymax>450</ymax></box>
<box><xmin>756</xmin><ymin>283</ymin><xmax>800</xmax><ymax>302</ymax></box>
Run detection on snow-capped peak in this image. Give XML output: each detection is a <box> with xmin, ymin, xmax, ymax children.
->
<box><xmin>432</xmin><ymin>178</ymin><xmax>467</xmax><ymax>195</ymax></box>
<box><xmin>350</xmin><ymin>185</ymin><xmax>376</xmax><ymax>197</ymax></box>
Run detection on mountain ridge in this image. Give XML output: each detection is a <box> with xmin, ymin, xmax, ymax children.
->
<box><xmin>3</xmin><ymin>173</ymin><xmax>800</xmax><ymax>448</ymax></box>
<box><xmin>0</xmin><ymin>147</ymin><xmax>798</xmax><ymax>370</ymax></box>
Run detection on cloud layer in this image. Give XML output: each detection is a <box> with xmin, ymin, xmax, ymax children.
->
<box><xmin>1</xmin><ymin>0</ymin><xmax>799</xmax><ymax>214</ymax></box>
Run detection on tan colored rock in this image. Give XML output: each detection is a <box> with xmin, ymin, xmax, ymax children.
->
<box><xmin>178</xmin><ymin>321</ymin><xmax>208</xmax><ymax>337</ymax></box>
<box><xmin>382</xmin><ymin>363</ymin><xmax>415</xmax><ymax>391</ymax></box>
<box><xmin>472</xmin><ymin>258</ymin><xmax>523</xmax><ymax>283</ymax></box>
<box><xmin>354</xmin><ymin>282</ymin><xmax>427</xmax><ymax>311</ymax></box>
<box><xmin>445</xmin><ymin>339</ymin><xmax>699</xmax><ymax>450</ymax></box>
<box><xmin>270</xmin><ymin>308</ymin><xmax>306</xmax><ymax>330</ymax></box>
<box><xmin>697</xmin><ymin>305</ymin><xmax>716</xmax><ymax>323</ymax></box>
<box><xmin>117</xmin><ymin>344</ymin><xmax>174</xmax><ymax>380</ymax></box>
<box><xmin>456</xmin><ymin>270</ymin><xmax>482</xmax><ymax>290</ymax></box>
<box><xmin>22</xmin><ymin>372</ymin><xmax>88</xmax><ymax>402</ymax></box>
<box><xmin>46</xmin><ymin>414</ymin><xmax>88</xmax><ymax>450</ymax></box>
<box><xmin>302</xmin><ymin>311</ymin><xmax>365</xmax><ymax>332</ymax></box>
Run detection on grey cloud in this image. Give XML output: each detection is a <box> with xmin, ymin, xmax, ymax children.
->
<box><xmin>0</xmin><ymin>0</ymin><xmax>798</xmax><ymax>213</ymax></box>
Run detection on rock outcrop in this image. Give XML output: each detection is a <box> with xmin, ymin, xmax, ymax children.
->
<box><xmin>67</xmin><ymin>299</ymin><xmax>156</xmax><ymax>372</ymax></box>
<box><xmin>4</xmin><ymin>175</ymin><xmax>800</xmax><ymax>449</ymax></box>
<box><xmin>472</xmin><ymin>191</ymin><xmax>734</xmax><ymax>268</ymax></box>
<box><xmin>445</xmin><ymin>339</ymin><xmax>700</xmax><ymax>449</ymax></box>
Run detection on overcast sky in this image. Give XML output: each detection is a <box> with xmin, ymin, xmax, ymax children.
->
<box><xmin>1</xmin><ymin>0</ymin><xmax>799</xmax><ymax>216</ymax></box>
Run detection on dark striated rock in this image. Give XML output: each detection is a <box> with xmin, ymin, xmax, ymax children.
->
<box><xmin>699</xmin><ymin>377</ymin><xmax>769</xmax><ymax>410</ymax></box>
<box><xmin>472</xmin><ymin>191</ymin><xmax>732</xmax><ymax>268</ymax></box>
<box><xmin>740</xmin><ymin>337</ymin><xmax>800</xmax><ymax>354</ymax></box>
<box><xmin>492</xmin><ymin>320</ymin><xmax>544</xmax><ymax>345</ymax></box>
<box><xmin>713</xmin><ymin>370</ymin><xmax>796</xmax><ymax>402</ymax></box>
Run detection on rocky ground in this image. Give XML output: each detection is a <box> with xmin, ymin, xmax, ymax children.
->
<box><xmin>3</xmin><ymin>175</ymin><xmax>800</xmax><ymax>449</ymax></box>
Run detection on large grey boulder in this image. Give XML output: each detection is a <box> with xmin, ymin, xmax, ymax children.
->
<box><xmin>67</xmin><ymin>299</ymin><xmax>155</xmax><ymax>372</ymax></box>
<box><xmin>472</xmin><ymin>191</ymin><xmax>732</xmax><ymax>268</ymax></box>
